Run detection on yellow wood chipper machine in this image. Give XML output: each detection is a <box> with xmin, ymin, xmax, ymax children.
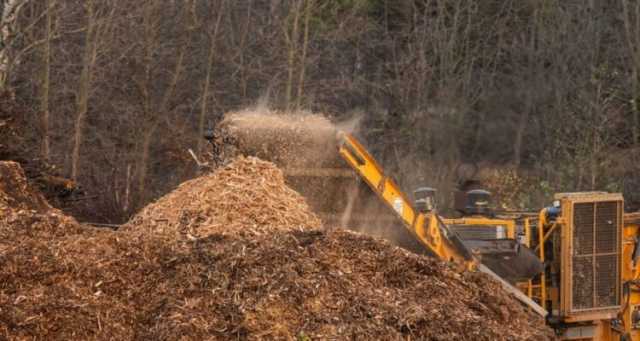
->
<box><xmin>337</xmin><ymin>132</ymin><xmax>640</xmax><ymax>340</ymax></box>
<box><xmin>210</xmin><ymin>113</ymin><xmax>640</xmax><ymax>340</ymax></box>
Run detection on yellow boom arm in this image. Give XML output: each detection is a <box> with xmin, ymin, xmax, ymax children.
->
<box><xmin>338</xmin><ymin>133</ymin><xmax>473</xmax><ymax>267</ymax></box>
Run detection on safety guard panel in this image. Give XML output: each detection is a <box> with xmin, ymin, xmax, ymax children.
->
<box><xmin>558</xmin><ymin>193</ymin><xmax>623</xmax><ymax>322</ymax></box>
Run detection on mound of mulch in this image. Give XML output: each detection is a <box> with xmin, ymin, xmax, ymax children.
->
<box><xmin>124</xmin><ymin>156</ymin><xmax>322</xmax><ymax>237</ymax></box>
<box><xmin>0</xmin><ymin>161</ymin><xmax>50</xmax><ymax>212</ymax></box>
<box><xmin>0</xmin><ymin>161</ymin><xmax>80</xmax><ymax>238</ymax></box>
<box><xmin>0</xmin><ymin>227</ymin><xmax>552</xmax><ymax>340</ymax></box>
<box><xmin>213</xmin><ymin>109</ymin><xmax>386</xmax><ymax>230</ymax></box>
<box><xmin>0</xmin><ymin>157</ymin><xmax>552</xmax><ymax>340</ymax></box>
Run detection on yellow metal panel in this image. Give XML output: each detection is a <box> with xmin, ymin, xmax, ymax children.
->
<box><xmin>621</xmin><ymin>220</ymin><xmax>640</xmax><ymax>340</ymax></box>
<box><xmin>538</xmin><ymin>209</ymin><xmax>548</xmax><ymax>310</ymax></box>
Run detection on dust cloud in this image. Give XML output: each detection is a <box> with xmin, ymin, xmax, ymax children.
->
<box><xmin>215</xmin><ymin>107</ymin><xmax>414</xmax><ymax>252</ymax></box>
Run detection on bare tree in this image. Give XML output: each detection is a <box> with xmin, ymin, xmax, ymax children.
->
<box><xmin>0</xmin><ymin>0</ymin><xmax>29</xmax><ymax>91</ymax></box>
<box><xmin>196</xmin><ymin>1</ymin><xmax>225</xmax><ymax>155</ymax></box>
<box><xmin>294</xmin><ymin>0</ymin><xmax>312</xmax><ymax>109</ymax></box>
<box><xmin>622</xmin><ymin>0</ymin><xmax>640</xmax><ymax>145</ymax></box>
<box><xmin>40</xmin><ymin>0</ymin><xmax>55</xmax><ymax>161</ymax></box>
<box><xmin>283</xmin><ymin>0</ymin><xmax>302</xmax><ymax>110</ymax></box>
<box><xmin>513</xmin><ymin>7</ymin><xmax>541</xmax><ymax>167</ymax></box>
<box><xmin>134</xmin><ymin>0</ymin><xmax>192</xmax><ymax>204</ymax></box>
<box><xmin>4</xmin><ymin>0</ymin><xmax>640</xmax><ymax>220</ymax></box>
<box><xmin>70</xmin><ymin>0</ymin><xmax>117</xmax><ymax>181</ymax></box>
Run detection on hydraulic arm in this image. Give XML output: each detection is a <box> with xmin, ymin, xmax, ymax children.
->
<box><xmin>338</xmin><ymin>132</ymin><xmax>473</xmax><ymax>266</ymax></box>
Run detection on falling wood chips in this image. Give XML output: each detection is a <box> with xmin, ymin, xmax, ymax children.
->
<box><xmin>0</xmin><ymin>159</ymin><xmax>553</xmax><ymax>340</ymax></box>
<box><xmin>215</xmin><ymin>109</ymin><xmax>343</xmax><ymax>169</ymax></box>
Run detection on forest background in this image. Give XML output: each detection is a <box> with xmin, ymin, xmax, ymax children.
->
<box><xmin>2</xmin><ymin>0</ymin><xmax>639</xmax><ymax>223</ymax></box>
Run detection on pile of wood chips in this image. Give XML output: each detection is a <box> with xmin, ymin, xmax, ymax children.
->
<box><xmin>124</xmin><ymin>156</ymin><xmax>322</xmax><ymax>237</ymax></box>
<box><xmin>0</xmin><ymin>158</ymin><xmax>553</xmax><ymax>340</ymax></box>
<box><xmin>0</xmin><ymin>161</ymin><xmax>80</xmax><ymax>238</ymax></box>
<box><xmin>213</xmin><ymin>109</ymin><xmax>374</xmax><ymax>228</ymax></box>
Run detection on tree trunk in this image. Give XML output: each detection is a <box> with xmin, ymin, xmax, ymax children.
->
<box><xmin>136</xmin><ymin>1</ymin><xmax>189</xmax><ymax>205</ymax></box>
<box><xmin>622</xmin><ymin>0</ymin><xmax>640</xmax><ymax>145</ymax></box>
<box><xmin>41</xmin><ymin>0</ymin><xmax>53</xmax><ymax>161</ymax></box>
<box><xmin>137</xmin><ymin>127</ymin><xmax>154</xmax><ymax>204</ymax></box>
<box><xmin>514</xmin><ymin>8</ymin><xmax>538</xmax><ymax>167</ymax></box>
<box><xmin>514</xmin><ymin>96</ymin><xmax>532</xmax><ymax>167</ymax></box>
<box><xmin>71</xmin><ymin>0</ymin><xmax>97</xmax><ymax>181</ymax></box>
<box><xmin>295</xmin><ymin>0</ymin><xmax>312</xmax><ymax>110</ymax></box>
<box><xmin>0</xmin><ymin>0</ymin><xmax>28</xmax><ymax>91</ymax></box>
<box><xmin>284</xmin><ymin>0</ymin><xmax>301</xmax><ymax>110</ymax></box>
<box><xmin>633</xmin><ymin>68</ymin><xmax>639</xmax><ymax>145</ymax></box>
<box><xmin>197</xmin><ymin>3</ymin><xmax>224</xmax><ymax>155</ymax></box>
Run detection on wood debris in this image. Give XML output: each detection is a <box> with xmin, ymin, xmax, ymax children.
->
<box><xmin>0</xmin><ymin>159</ymin><xmax>553</xmax><ymax>340</ymax></box>
<box><xmin>124</xmin><ymin>156</ymin><xmax>322</xmax><ymax>236</ymax></box>
<box><xmin>214</xmin><ymin>109</ymin><xmax>343</xmax><ymax>169</ymax></box>
<box><xmin>0</xmin><ymin>161</ymin><xmax>80</xmax><ymax>237</ymax></box>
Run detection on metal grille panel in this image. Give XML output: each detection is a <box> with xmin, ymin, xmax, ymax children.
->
<box><xmin>572</xmin><ymin>257</ymin><xmax>594</xmax><ymax>309</ymax></box>
<box><xmin>595</xmin><ymin>254</ymin><xmax>617</xmax><ymax>307</ymax></box>
<box><xmin>573</xmin><ymin>203</ymin><xmax>594</xmax><ymax>255</ymax></box>
<box><xmin>450</xmin><ymin>225</ymin><xmax>499</xmax><ymax>240</ymax></box>
<box><xmin>595</xmin><ymin>202</ymin><xmax>617</xmax><ymax>253</ymax></box>
<box><xmin>570</xmin><ymin>200</ymin><xmax>620</xmax><ymax>312</ymax></box>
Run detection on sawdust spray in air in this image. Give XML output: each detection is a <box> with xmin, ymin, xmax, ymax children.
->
<box><xmin>215</xmin><ymin>105</ymin><xmax>368</xmax><ymax>223</ymax></box>
<box><xmin>217</xmin><ymin>105</ymin><xmax>362</xmax><ymax>169</ymax></box>
<box><xmin>216</xmin><ymin>105</ymin><xmax>415</xmax><ymax>247</ymax></box>
<box><xmin>216</xmin><ymin>106</ymin><xmax>415</xmax><ymax>247</ymax></box>
<box><xmin>219</xmin><ymin>104</ymin><xmax>419</xmax><ymax>250</ymax></box>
